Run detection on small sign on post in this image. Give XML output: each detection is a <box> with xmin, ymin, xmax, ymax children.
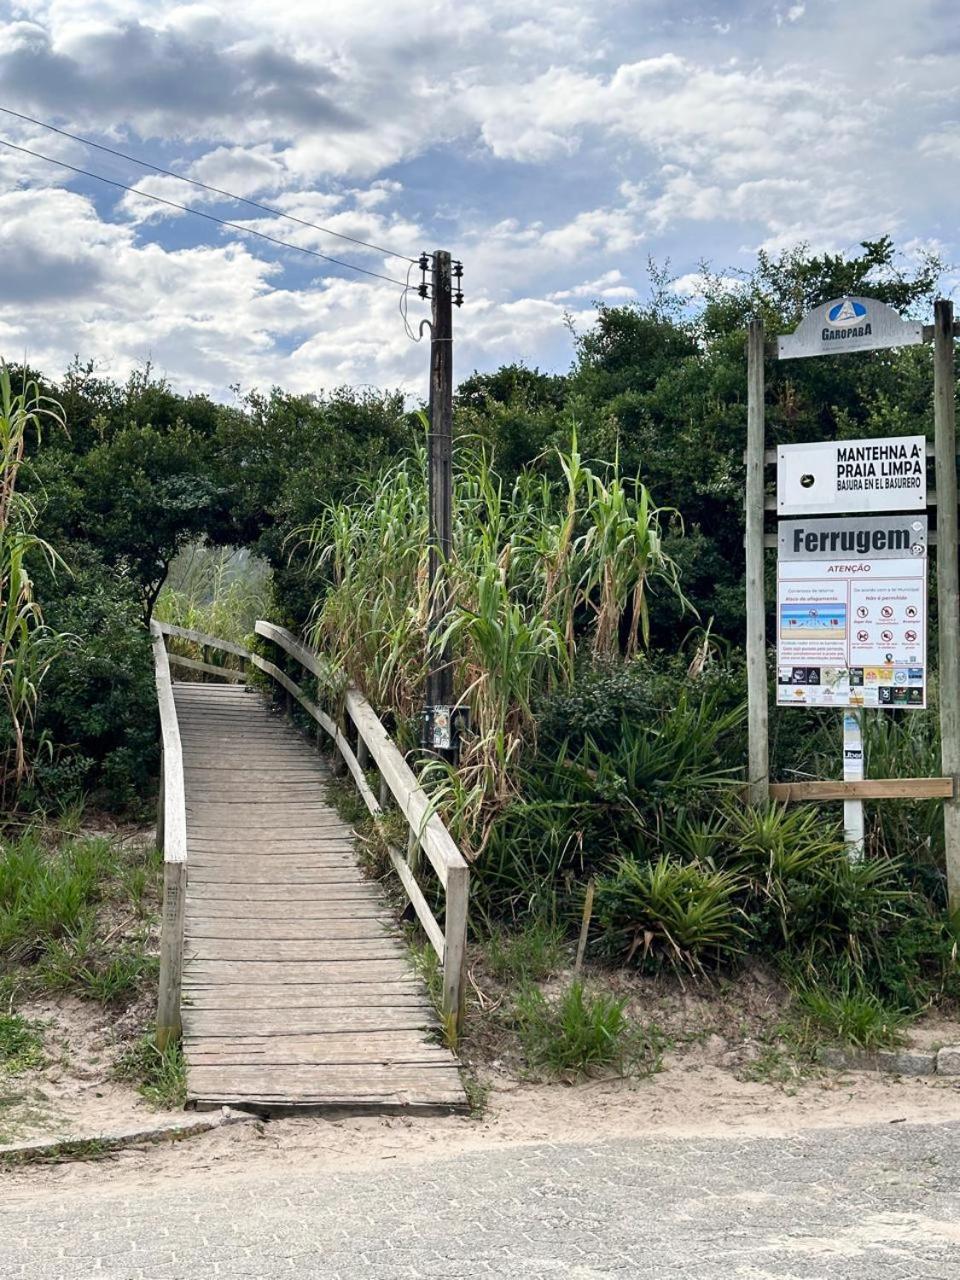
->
<box><xmin>778</xmin><ymin>435</ymin><xmax>927</xmax><ymax>516</ymax></box>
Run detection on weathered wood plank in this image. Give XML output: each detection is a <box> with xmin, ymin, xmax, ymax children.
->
<box><xmin>769</xmin><ymin>777</ymin><xmax>954</xmax><ymax>802</ymax></box>
<box><xmin>186</xmin><ymin>1032</ymin><xmax>448</xmax><ymax>1062</ymax></box>
<box><xmin>187</xmin><ymin>1064</ymin><xmax>464</xmax><ymax>1101</ymax></box>
<box><xmin>182</xmin><ymin>984</ymin><xmax>429</xmax><ymax>1008</ymax></box>
<box><xmin>182</xmin><ymin>1009</ymin><xmax>434</xmax><ymax>1035</ymax></box>
<box><xmin>184</xmin><ymin>958</ymin><xmax>414</xmax><ymax>982</ymax></box>
<box><xmin>186</xmin><ymin>902</ymin><xmax>391</xmax><ymax>920</ymax></box>
<box><xmin>186</xmin><ymin>918</ymin><xmax>393</xmax><ymax>939</ymax></box>
<box><xmin>186</xmin><ymin>886</ymin><xmax>386</xmax><ymax>902</ymax></box>
<box><xmin>184</xmin><ymin>940</ymin><xmax>405</xmax><ymax>963</ymax></box>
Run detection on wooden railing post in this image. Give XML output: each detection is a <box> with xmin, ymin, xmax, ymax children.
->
<box><xmin>442</xmin><ymin>862</ymin><xmax>469</xmax><ymax>1037</ymax></box>
<box><xmin>157</xmin><ymin>861</ymin><xmax>185</xmax><ymax>1050</ymax></box>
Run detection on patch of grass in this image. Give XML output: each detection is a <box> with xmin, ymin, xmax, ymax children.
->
<box><xmin>115</xmin><ymin>1035</ymin><xmax>187</xmax><ymax>1109</ymax></box>
<box><xmin>1</xmin><ymin>831</ymin><xmax>160</xmax><ymax>1006</ymax></box>
<box><xmin>511</xmin><ymin>980</ymin><xmax>662</xmax><ymax>1079</ymax></box>
<box><xmin>595</xmin><ymin>855</ymin><xmax>747</xmax><ymax>974</ymax></box>
<box><xmin>483</xmin><ymin>919</ymin><xmax>568</xmax><ymax>985</ymax></box>
<box><xmin>0</xmin><ymin>832</ymin><xmax>117</xmax><ymax>962</ymax></box>
<box><xmin>0</xmin><ymin>1014</ymin><xmax>44</xmax><ymax>1075</ymax></box>
<box><xmin>461</xmin><ymin>1070</ymin><xmax>491</xmax><ymax>1117</ymax></box>
<box><xmin>793</xmin><ymin>983</ymin><xmax>910</xmax><ymax>1051</ymax></box>
<box><xmin>324</xmin><ymin>775</ymin><xmax>371</xmax><ymax>826</ymax></box>
<box><xmin>36</xmin><ymin>932</ymin><xmax>158</xmax><ymax>1004</ymax></box>
<box><xmin>1</xmin><ymin>1137</ymin><xmax>110</xmax><ymax>1168</ymax></box>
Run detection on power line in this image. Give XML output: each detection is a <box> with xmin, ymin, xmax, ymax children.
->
<box><xmin>0</xmin><ymin>105</ymin><xmax>419</xmax><ymax>266</ymax></box>
<box><xmin>0</xmin><ymin>136</ymin><xmax>411</xmax><ymax>288</ymax></box>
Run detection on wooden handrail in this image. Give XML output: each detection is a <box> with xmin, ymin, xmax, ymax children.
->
<box><xmin>149</xmin><ymin>621</ymin><xmax>187</xmax><ymax>1051</ymax></box>
<box><xmin>153</xmin><ymin>621</ymin><xmax>252</xmax><ymax>661</ymax></box>
<box><xmin>254</xmin><ymin>620</ymin><xmax>469</xmax><ymax>1033</ymax></box>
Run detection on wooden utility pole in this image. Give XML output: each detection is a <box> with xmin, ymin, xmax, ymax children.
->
<box><xmin>426</xmin><ymin>250</ymin><xmax>454</xmax><ymax>713</ymax></box>
<box><xmin>933</xmin><ymin>298</ymin><xmax>960</xmax><ymax>911</ymax></box>
<box><xmin>745</xmin><ymin>318</ymin><xmax>769</xmax><ymax>805</ymax></box>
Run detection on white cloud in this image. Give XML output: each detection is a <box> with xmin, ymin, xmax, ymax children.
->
<box><xmin>549</xmin><ymin>270</ymin><xmax>637</xmax><ymax>301</ymax></box>
<box><xmin>0</xmin><ymin>0</ymin><xmax>957</xmax><ymax>396</ymax></box>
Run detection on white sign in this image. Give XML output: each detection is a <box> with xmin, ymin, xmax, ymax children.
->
<box><xmin>776</xmin><ymin>516</ymin><xmax>927</xmax><ymax>710</ymax></box>
<box><xmin>777</xmin><ymin>434</ymin><xmax>926</xmax><ymax>516</ymax></box>
<box><xmin>778</xmin><ymin>296</ymin><xmax>923</xmax><ymax>360</ymax></box>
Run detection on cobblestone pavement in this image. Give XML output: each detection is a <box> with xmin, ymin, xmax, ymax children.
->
<box><xmin>3</xmin><ymin>1121</ymin><xmax>959</xmax><ymax>1278</ymax></box>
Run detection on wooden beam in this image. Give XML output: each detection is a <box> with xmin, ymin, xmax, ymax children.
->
<box><xmin>745</xmin><ymin>318</ymin><xmax>769</xmax><ymax>805</ymax></box>
<box><xmin>770</xmin><ymin>777</ymin><xmax>954</xmax><ymax>802</ymax></box>
<box><xmin>167</xmin><ymin>654</ymin><xmax>247</xmax><ymax>681</ymax></box>
<box><xmin>153</xmin><ymin>621</ymin><xmax>253</xmax><ymax>661</ymax></box>
<box><xmin>934</xmin><ymin>298</ymin><xmax>960</xmax><ymax>913</ymax></box>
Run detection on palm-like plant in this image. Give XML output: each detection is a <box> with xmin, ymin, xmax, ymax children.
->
<box><xmin>0</xmin><ymin>364</ymin><xmax>66</xmax><ymax>804</ymax></box>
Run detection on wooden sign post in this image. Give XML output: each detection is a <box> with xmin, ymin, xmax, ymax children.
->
<box><xmin>745</xmin><ymin>297</ymin><xmax>959</xmax><ymax>907</ymax></box>
<box><xmin>745</xmin><ymin>318</ymin><xmax>769</xmax><ymax>805</ymax></box>
<box><xmin>933</xmin><ymin>300</ymin><xmax>960</xmax><ymax>911</ymax></box>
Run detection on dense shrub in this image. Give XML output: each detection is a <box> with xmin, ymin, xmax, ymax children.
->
<box><xmin>473</xmin><ymin>657</ymin><xmax>746</xmax><ymax>921</ymax></box>
<box><xmin>29</xmin><ymin>544</ymin><xmax>157</xmax><ymax>812</ymax></box>
<box><xmin>595</xmin><ymin>855</ymin><xmax>747</xmax><ymax>973</ymax></box>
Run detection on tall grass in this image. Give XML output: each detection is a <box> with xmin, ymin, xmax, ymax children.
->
<box><xmin>300</xmin><ymin>431</ymin><xmax>686</xmax><ymax>850</ymax></box>
<box><xmin>154</xmin><ymin>543</ymin><xmax>271</xmax><ymax>673</ymax></box>
<box><xmin>0</xmin><ymin>365</ymin><xmax>66</xmax><ymax>805</ymax></box>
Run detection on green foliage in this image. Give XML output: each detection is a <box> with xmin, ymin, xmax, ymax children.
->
<box><xmin>155</xmin><ymin>543</ymin><xmax>271</xmax><ymax>653</ymax></box>
<box><xmin>0</xmin><ymin>1013</ymin><xmax>44</xmax><ymax>1074</ymax></box>
<box><xmin>0</xmin><ymin>364</ymin><xmax>67</xmax><ymax>804</ymax></box>
<box><xmin>115</xmin><ymin>1034</ymin><xmax>187</xmax><ymax>1109</ymax></box>
<box><xmin>30</xmin><ymin>543</ymin><xmax>157</xmax><ymax>811</ymax></box>
<box><xmin>0</xmin><ymin>830</ymin><xmax>159</xmax><ymax>1005</ymax></box>
<box><xmin>303</xmin><ymin>431</ymin><xmax>687</xmax><ymax>851</ymax></box>
<box><xmin>483</xmin><ymin>919</ymin><xmax>568</xmax><ymax>984</ymax></box>
<box><xmin>0</xmin><ymin>832</ymin><xmax>114</xmax><ymax>962</ymax></box>
<box><xmin>473</xmin><ymin>656</ymin><xmax>745</xmax><ymax>922</ymax></box>
<box><xmin>596</xmin><ymin>855</ymin><xmax>746</xmax><ymax>973</ymax></box>
<box><xmin>511</xmin><ymin>981</ymin><xmax>637</xmax><ymax>1077</ymax></box>
<box><xmin>793</xmin><ymin>980</ymin><xmax>910</xmax><ymax>1050</ymax></box>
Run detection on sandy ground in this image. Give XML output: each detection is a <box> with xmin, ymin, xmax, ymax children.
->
<box><xmin>0</xmin><ymin>993</ymin><xmax>157</xmax><ymax>1147</ymax></box>
<box><xmin>4</xmin><ymin>1044</ymin><xmax>960</xmax><ymax>1199</ymax></box>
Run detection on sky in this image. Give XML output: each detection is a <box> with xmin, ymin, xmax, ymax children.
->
<box><xmin>0</xmin><ymin>0</ymin><xmax>957</xmax><ymax>401</ymax></box>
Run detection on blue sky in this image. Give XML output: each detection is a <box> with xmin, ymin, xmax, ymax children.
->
<box><xmin>0</xmin><ymin>0</ymin><xmax>957</xmax><ymax>400</ymax></box>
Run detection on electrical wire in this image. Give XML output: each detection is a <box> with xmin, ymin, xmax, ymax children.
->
<box><xmin>0</xmin><ymin>105</ymin><xmax>419</xmax><ymax>265</ymax></box>
<box><xmin>400</xmin><ymin>258</ymin><xmax>430</xmax><ymax>342</ymax></box>
<box><xmin>0</xmin><ymin>136</ymin><xmax>410</xmax><ymax>288</ymax></box>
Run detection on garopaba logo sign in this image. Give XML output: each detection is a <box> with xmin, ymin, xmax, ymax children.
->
<box><xmin>777</xmin><ymin>294</ymin><xmax>923</xmax><ymax>360</ymax></box>
<box><xmin>822</xmin><ymin>298</ymin><xmax>871</xmax><ymax>344</ymax></box>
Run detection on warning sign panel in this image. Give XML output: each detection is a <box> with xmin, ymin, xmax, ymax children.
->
<box><xmin>776</xmin><ymin>515</ymin><xmax>927</xmax><ymax>709</ymax></box>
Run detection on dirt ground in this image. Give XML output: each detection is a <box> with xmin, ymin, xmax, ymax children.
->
<box><xmin>3</xmin><ymin>963</ymin><xmax>960</xmax><ymax>1195</ymax></box>
<box><xmin>0</xmin><ymin>992</ymin><xmax>158</xmax><ymax>1147</ymax></box>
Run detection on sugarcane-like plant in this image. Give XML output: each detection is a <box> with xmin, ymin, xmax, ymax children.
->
<box><xmin>299</xmin><ymin>427</ymin><xmax>686</xmax><ymax>853</ymax></box>
<box><xmin>0</xmin><ymin>364</ymin><xmax>66</xmax><ymax>805</ymax></box>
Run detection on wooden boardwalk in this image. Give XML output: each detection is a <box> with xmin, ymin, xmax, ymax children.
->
<box><xmin>173</xmin><ymin>682</ymin><xmax>465</xmax><ymax>1111</ymax></box>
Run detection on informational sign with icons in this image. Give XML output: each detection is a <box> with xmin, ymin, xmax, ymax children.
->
<box><xmin>776</xmin><ymin>514</ymin><xmax>927</xmax><ymax>709</ymax></box>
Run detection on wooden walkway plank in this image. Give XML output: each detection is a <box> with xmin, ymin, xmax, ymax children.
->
<box><xmin>173</xmin><ymin>681</ymin><xmax>464</xmax><ymax>1113</ymax></box>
